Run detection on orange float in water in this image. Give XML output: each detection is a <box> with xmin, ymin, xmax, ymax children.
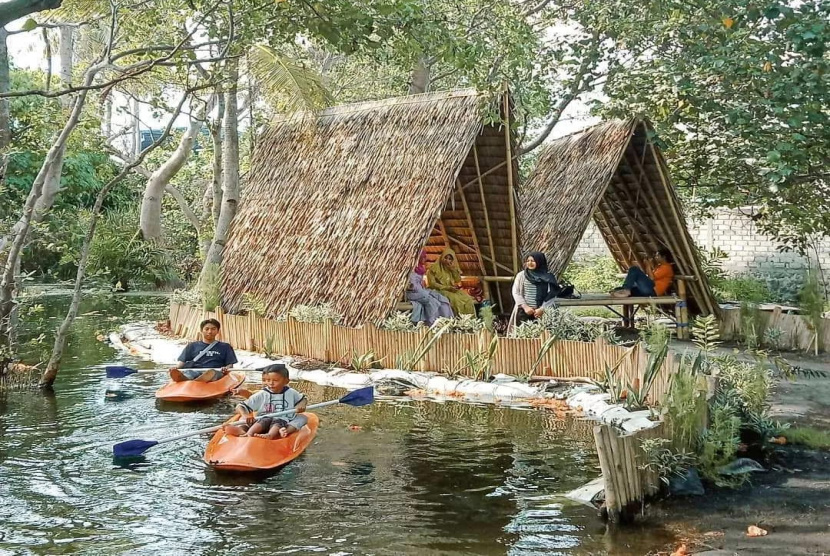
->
<box><xmin>204</xmin><ymin>413</ymin><xmax>319</xmax><ymax>472</ymax></box>
<box><xmin>155</xmin><ymin>371</ymin><xmax>246</xmax><ymax>402</ymax></box>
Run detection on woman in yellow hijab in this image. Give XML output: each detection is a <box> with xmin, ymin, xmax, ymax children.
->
<box><xmin>426</xmin><ymin>247</ymin><xmax>476</xmax><ymax>316</ymax></box>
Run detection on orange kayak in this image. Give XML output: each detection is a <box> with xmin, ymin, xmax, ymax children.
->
<box><xmin>155</xmin><ymin>371</ymin><xmax>246</xmax><ymax>402</ymax></box>
<box><xmin>204</xmin><ymin>413</ymin><xmax>319</xmax><ymax>472</ymax></box>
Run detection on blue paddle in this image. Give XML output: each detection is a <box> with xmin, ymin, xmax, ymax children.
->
<box><xmin>112</xmin><ymin>386</ymin><xmax>375</xmax><ymax>458</ymax></box>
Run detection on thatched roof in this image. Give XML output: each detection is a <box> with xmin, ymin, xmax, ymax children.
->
<box><xmin>221</xmin><ymin>89</ymin><xmax>520</xmax><ymax>325</ymax></box>
<box><xmin>521</xmin><ymin>119</ymin><xmax>718</xmax><ymax>315</ymax></box>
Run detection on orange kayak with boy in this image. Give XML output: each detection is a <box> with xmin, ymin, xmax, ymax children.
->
<box><xmin>204</xmin><ymin>412</ymin><xmax>319</xmax><ymax>472</ymax></box>
<box><xmin>155</xmin><ymin>371</ymin><xmax>246</xmax><ymax>402</ymax></box>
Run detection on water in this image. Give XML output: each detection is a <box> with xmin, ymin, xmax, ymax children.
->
<box><xmin>0</xmin><ymin>292</ymin><xmax>677</xmax><ymax>554</ymax></box>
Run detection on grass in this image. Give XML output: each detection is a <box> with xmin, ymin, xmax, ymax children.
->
<box><xmin>784</xmin><ymin>427</ymin><xmax>830</xmax><ymax>450</ymax></box>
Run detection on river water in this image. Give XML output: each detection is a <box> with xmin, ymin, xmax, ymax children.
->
<box><xmin>0</xmin><ymin>292</ymin><xmax>677</xmax><ymax>555</ymax></box>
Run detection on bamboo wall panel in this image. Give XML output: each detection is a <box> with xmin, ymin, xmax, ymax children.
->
<box><xmin>594</xmin><ymin>423</ymin><xmax>667</xmax><ymax>523</ymax></box>
<box><xmin>169</xmin><ymin>303</ymin><xmax>676</xmax><ymax>404</ymax></box>
<box><xmin>720</xmin><ymin>306</ymin><xmax>830</xmax><ymax>353</ymax></box>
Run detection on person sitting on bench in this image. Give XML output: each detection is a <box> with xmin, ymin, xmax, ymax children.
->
<box><xmin>611</xmin><ymin>248</ymin><xmax>675</xmax><ymax>298</ymax></box>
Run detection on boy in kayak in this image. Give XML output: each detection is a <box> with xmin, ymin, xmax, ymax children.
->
<box><xmin>168</xmin><ymin>318</ymin><xmax>238</xmax><ymax>382</ymax></box>
<box><xmin>225</xmin><ymin>363</ymin><xmax>308</xmax><ymax>439</ymax></box>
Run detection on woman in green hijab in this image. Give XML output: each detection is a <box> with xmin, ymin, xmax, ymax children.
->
<box><xmin>426</xmin><ymin>247</ymin><xmax>476</xmax><ymax>316</ymax></box>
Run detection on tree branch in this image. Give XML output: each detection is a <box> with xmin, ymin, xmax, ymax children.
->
<box><xmin>0</xmin><ymin>0</ymin><xmax>62</xmax><ymax>28</ymax></box>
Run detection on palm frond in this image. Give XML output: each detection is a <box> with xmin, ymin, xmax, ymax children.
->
<box><xmin>247</xmin><ymin>45</ymin><xmax>334</xmax><ymax>117</ymax></box>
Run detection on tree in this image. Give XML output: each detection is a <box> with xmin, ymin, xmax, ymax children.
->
<box><xmin>600</xmin><ymin>0</ymin><xmax>830</xmax><ymax>252</ymax></box>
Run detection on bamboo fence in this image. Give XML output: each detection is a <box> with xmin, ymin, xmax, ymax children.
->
<box><xmin>720</xmin><ymin>306</ymin><xmax>830</xmax><ymax>354</ymax></box>
<box><xmin>594</xmin><ymin>422</ymin><xmax>667</xmax><ymax>523</ymax></box>
<box><xmin>169</xmin><ymin>302</ymin><xmax>676</xmax><ymax>404</ymax></box>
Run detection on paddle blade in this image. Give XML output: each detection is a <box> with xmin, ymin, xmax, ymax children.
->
<box><xmin>106</xmin><ymin>366</ymin><xmax>137</xmax><ymax>379</ymax></box>
<box><xmin>339</xmin><ymin>386</ymin><xmax>374</xmax><ymax>407</ymax></box>
<box><xmin>113</xmin><ymin>439</ymin><xmax>158</xmax><ymax>458</ymax></box>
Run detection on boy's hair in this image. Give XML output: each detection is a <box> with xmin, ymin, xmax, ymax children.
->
<box><xmin>200</xmin><ymin>318</ymin><xmax>221</xmax><ymax>330</ymax></box>
<box><xmin>262</xmin><ymin>363</ymin><xmax>289</xmax><ymax>379</ymax></box>
<box><xmin>657</xmin><ymin>247</ymin><xmax>674</xmax><ymax>264</ymax></box>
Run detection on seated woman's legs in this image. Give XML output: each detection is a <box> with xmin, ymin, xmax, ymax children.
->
<box><xmin>612</xmin><ymin>266</ymin><xmax>655</xmax><ymax>297</ymax></box>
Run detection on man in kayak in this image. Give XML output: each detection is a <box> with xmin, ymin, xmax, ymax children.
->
<box><xmin>225</xmin><ymin>364</ymin><xmax>308</xmax><ymax>439</ymax></box>
<box><xmin>168</xmin><ymin>318</ymin><xmax>238</xmax><ymax>382</ymax></box>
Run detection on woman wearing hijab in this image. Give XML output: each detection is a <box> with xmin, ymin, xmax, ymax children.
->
<box><xmin>510</xmin><ymin>252</ymin><xmax>561</xmax><ymax>327</ymax></box>
<box><xmin>406</xmin><ymin>250</ymin><xmax>453</xmax><ymax>325</ymax></box>
<box><xmin>426</xmin><ymin>247</ymin><xmax>476</xmax><ymax>316</ymax></box>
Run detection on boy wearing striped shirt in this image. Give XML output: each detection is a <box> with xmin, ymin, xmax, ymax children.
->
<box><xmin>225</xmin><ymin>364</ymin><xmax>308</xmax><ymax>439</ymax></box>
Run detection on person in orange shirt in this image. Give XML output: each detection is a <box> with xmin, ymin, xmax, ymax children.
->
<box><xmin>611</xmin><ymin>248</ymin><xmax>675</xmax><ymax>298</ymax></box>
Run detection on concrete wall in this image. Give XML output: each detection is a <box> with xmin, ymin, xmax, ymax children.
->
<box><xmin>572</xmin><ymin>207</ymin><xmax>830</xmax><ymax>300</ymax></box>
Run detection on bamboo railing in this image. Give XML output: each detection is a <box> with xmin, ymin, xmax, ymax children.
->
<box><xmin>169</xmin><ymin>302</ymin><xmax>676</xmax><ymax>404</ymax></box>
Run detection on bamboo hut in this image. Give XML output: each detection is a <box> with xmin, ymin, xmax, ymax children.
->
<box><xmin>520</xmin><ymin>119</ymin><xmax>718</xmax><ymax>316</ymax></box>
<box><xmin>221</xmin><ymin>89</ymin><xmax>521</xmax><ymax>326</ymax></box>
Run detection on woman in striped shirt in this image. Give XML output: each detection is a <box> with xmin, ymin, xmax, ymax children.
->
<box><xmin>511</xmin><ymin>252</ymin><xmax>561</xmax><ymax>326</ymax></box>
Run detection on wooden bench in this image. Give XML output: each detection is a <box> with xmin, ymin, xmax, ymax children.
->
<box><xmin>550</xmin><ymin>275</ymin><xmax>696</xmax><ymax>339</ymax></box>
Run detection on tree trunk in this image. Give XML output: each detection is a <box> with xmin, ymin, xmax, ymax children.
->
<box><xmin>43</xmin><ymin>27</ymin><xmax>51</xmax><ymax>92</ymax></box>
<box><xmin>210</xmin><ymin>93</ymin><xmax>224</xmax><ymax>227</ymax></box>
<box><xmin>0</xmin><ymin>27</ymin><xmax>10</xmax><ymax>150</ymax></box>
<box><xmin>408</xmin><ymin>57</ymin><xmax>431</xmax><ymax>94</ymax></box>
<box><xmin>40</xmin><ymin>91</ymin><xmax>191</xmax><ymax>387</ymax></box>
<box><xmin>0</xmin><ymin>83</ymin><xmax>89</xmax><ymax>330</ymax></box>
<box><xmin>140</xmin><ymin>116</ymin><xmax>203</xmax><ymax>241</ymax></box>
<box><xmin>132</xmin><ymin>97</ymin><xmax>140</xmax><ymax>156</ymax></box>
<box><xmin>200</xmin><ymin>61</ymin><xmax>238</xmax><ymax>292</ymax></box>
<box><xmin>103</xmin><ymin>99</ymin><xmax>112</xmax><ymax>137</ymax></box>
<box><xmin>58</xmin><ymin>25</ymin><xmax>72</xmax><ymax>108</ymax></box>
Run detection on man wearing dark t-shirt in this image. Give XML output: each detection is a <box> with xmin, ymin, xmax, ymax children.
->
<box><xmin>168</xmin><ymin>318</ymin><xmax>238</xmax><ymax>382</ymax></box>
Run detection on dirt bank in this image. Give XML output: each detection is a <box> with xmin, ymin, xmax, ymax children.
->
<box><xmin>644</xmin><ymin>368</ymin><xmax>830</xmax><ymax>555</ymax></box>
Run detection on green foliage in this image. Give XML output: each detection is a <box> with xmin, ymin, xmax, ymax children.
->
<box><xmin>717</xmin><ymin>277</ymin><xmax>773</xmax><ymax>304</ymax></box>
<box><xmin>642</xmin><ymin>321</ymin><xmax>670</xmax><ymax>353</ymax></box>
<box><xmin>666</xmin><ymin>353</ymin><xmax>707</xmax><ymax>451</ymax></box>
<box><xmin>698</xmin><ymin>402</ymin><xmax>745</xmax><ymax>487</ymax></box>
<box><xmin>87</xmin><ymin>210</ymin><xmax>180</xmax><ymax>289</ymax></box>
<box><xmin>263</xmin><ymin>335</ymin><xmax>279</xmax><ymax>359</ymax></box>
<box><xmin>348</xmin><ymin>350</ymin><xmax>381</xmax><ymax>373</ymax></box>
<box><xmin>455</xmin><ymin>337</ymin><xmax>498</xmax><ymax>381</ymax></box>
<box><xmin>434</xmin><ymin>314</ymin><xmax>485</xmax><ymax>334</ymax></box>
<box><xmin>784</xmin><ymin>427</ymin><xmax>830</xmax><ymax>450</ymax></box>
<box><xmin>379</xmin><ymin>311</ymin><xmax>419</xmax><ymax>332</ymax></box>
<box><xmin>561</xmin><ymin>256</ymin><xmax>620</xmax><ymax>293</ymax></box>
<box><xmin>692</xmin><ymin>315</ymin><xmax>721</xmax><ymax>353</ymax></box>
<box><xmin>198</xmin><ymin>264</ymin><xmax>221</xmax><ymax>311</ymax></box>
<box><xmin>625</xmin><ymin>338</ymin><xmax>669</xmax><ymax>410</ymax></box>
<box><xmin>395</xmin><ymin>320</ymin><xmax>452</xmax><ymax>371</ymax></box>
<box><xmin>601</xmin><ymin>0</ymin><xmax>830</xmax><ymax>251</ymax></box>
<box><xmin>240</xmin><ymin>293</ymin><xmax>267</xmax><ymax>317</ymax></box>
<box><xmin>530</xmin><ymin>335</ymin><xmax>558</xmax><ymax>375</ymax></box>
<box><xmin>480</xmin><ymin>304</ymin><xmax>495</xmax><ymax>333</ymax></box>
<box><xmin>717</xmin><ymin>356</ymin><xmax>772</xmax><ymax>417</ymax></box>
<box><xmin>639</xmin><ymin>438</ymin><xmax>697</xmax><ymax>486</ymax></box>
<box><xmin>739</xmin><ymin>302</ymin><xmax>765</xmax><ymax>350</ymax></box>
<box><xmin>511</xmin><ymin>309</ymin><xmax>608</xmax><ymax>342</ymax></box>
<box><xmin>288</xmin><ymin>304</ymin><xmax>342</xmax><ymax>324</ymax></box>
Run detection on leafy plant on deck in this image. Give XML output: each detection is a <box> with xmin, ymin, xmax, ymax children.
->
<box><xmin>624</xmin><ymin>339</ymin><xmax>669</xmax><ymax>410</ymax></box>
<box><xmin>289</xmin><ymin>304</ymin><xmax>342</xmax><ymax>324</ymax></box>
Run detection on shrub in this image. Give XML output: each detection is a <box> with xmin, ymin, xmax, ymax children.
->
<box><xmin>714</xmin><ymin>276</ymin><xmax>772</xmax><ymax>304</ymax></box>
<box><xmin>640</xmin><ymin>438</ymin><xmax>697</xmax><ymax>486</ymax></box>
<box><xmin>434</xmin><ymin>314</ymin><xmax>485</xmax><ymax>334</ymax></box>
<box><xmin>561</xmin><ymin>256</ymin><xmax>620</xmax><ymax>293</ymax></box>
<box><xmin>510</xmin><ymin>309</ymin><xmax>609</xmax><ymax>342</ymax></box>
<box><xmin>379</xmin><ymin>311</ymin><xmax>419</xmax><ymax>332</ymax></box>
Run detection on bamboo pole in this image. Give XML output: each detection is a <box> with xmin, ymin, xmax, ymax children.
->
<box><xmin>459</xmin><ymin>159</ymin><xmax>508</xmax><ymax>191</ymax></box>
<box><xmin>502</xmin><ymin>87</ymin><xmax>519</xmax><ymax>274</ymax></box>
<box><xmin>473</xmin><ymin>144</ymin><xmax>504</xmax><ymax>312</ymax></box>
<box><xmin>648</xmin><ymin>138</ymin><xmax>717</xmax><ymax>316</ymax></box>
<box><xmin>447</xmin><ymin>233</ymin><xmax>513</xmax><ymax>274</ymax></box>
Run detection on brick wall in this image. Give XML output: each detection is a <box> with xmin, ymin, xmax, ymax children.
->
<box><xmin>572</xmin><ymin>207</ymin><xmax>830</xmax><ymax>299</ymax></box>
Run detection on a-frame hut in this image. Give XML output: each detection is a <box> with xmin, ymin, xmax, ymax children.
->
<box><xmin>221</xmin><ymin>89</ymin><xmax>521</xmax><ymax>326</ymax></box>
<box><xmin>520</xmin><ymin>119</ymin><xmax>718</xmax><ymax>316</ymax></box>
